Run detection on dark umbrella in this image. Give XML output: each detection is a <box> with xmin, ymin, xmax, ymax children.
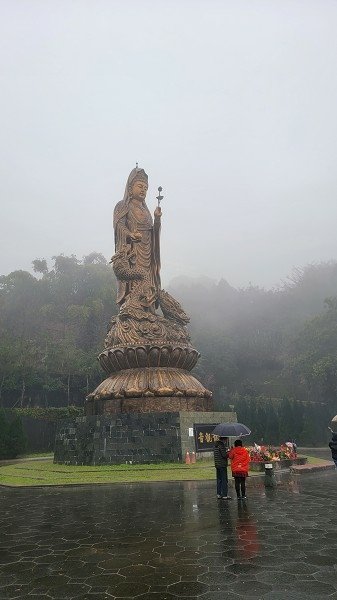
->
<box><xmin>212</xmin><ymin>422</ymin><xmax>251</xmax><ymax>437</ymax></box>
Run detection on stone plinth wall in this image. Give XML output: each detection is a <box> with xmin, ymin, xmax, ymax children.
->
<box><xmin>179</xmin><ymin>411</ymin><xmax>237</xmax><ymax>458</ymax></box>
<box><xmin>54</xmin><ymin>413</ymin><xmax>181</xmax><ymax>465</ymax></box>
<box><xmin>54</xmin><ymin>411</ymin><xmax>236</xmax><ymax>465</ymax></box>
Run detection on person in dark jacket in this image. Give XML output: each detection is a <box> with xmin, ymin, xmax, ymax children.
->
<box><xmin>214</xmin><ymin>436</ymin><xmax>231</xmax><ymax>499</ymax></box>
<box><xmin>328</xmin><ymin>427</ymin><xmax>337</xmax><ymax>468</ymax></box>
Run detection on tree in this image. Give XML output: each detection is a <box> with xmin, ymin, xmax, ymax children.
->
<box><xmin>32</xmin><ymin>259</ymin><xmax>48</xmax><ymax>275</ymax></box>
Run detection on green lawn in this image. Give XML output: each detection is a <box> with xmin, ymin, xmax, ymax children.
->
<box><xmin>0</xmin><ymin>455</ymin><xmax>329</xmax><ymax>487</ymax></box>
<box><xmin>0</xmin><ymin>459</ymin><xmax>217</xmax><ymax>487</ymax></box>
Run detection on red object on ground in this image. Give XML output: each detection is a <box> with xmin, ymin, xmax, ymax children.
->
<box><xmin>185</xmin><ymin>451</ymin><xmax>191</xmax><ymax>464</ymax></box>
<box><xmin>190</xmin><ymin>452</ymin><xmax>196</xmax><ymax>464</ymax></box>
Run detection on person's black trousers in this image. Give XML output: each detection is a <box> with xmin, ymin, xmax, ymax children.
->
<box><xmin>234</xmin><ymin>476</ymin><xmax>246</xmax><ymax>498</ymax></box>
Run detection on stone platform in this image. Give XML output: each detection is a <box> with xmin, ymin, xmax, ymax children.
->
<box><xmin>250</xmin><ymin>457</ymin><xmax>307</xmax><ymax>471</ymax></box>
<box><xmin>54</xmin><ymin>411</ymin><xmax>236</xmax><ymax>465</ymax></box>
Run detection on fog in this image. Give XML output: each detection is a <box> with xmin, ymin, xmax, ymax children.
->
<box><xmin>1</xmin><ymin>0</ymin><xmax>337</xmax><ymax>288</ymax></box>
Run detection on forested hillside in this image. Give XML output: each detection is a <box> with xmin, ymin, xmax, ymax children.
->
<box><xmin>0</xmin><ymin>253</ymin><xmax>117</xmax><ymax>408</ymax></box>
<box><xmin>169</xmin><ymin>262</ymin><xmax>337</xmax><ymax>404</ymax></box>
<box><xmin>1</xmin><ymin>255</ymin><xmax>336</xmax><ymax>444</ymax></box>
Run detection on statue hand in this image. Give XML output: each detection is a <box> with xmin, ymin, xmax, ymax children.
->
<box><xmin>130</xmin><ymin>231</ymin><xmax>142</xmax><ymax>242</ymax></box>
<box><xmin>154</xmin><ymin>206</ymin><xmax>162</xmax><ymax>218</ymax></box>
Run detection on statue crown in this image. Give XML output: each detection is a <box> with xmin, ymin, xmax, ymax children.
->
<box><xmin>131</xmin><ymin>167</ymin><xmax>148</xmax><ymax>184</ymax></box>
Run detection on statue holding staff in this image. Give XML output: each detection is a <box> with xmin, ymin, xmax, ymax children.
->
<box><xmin>106</xmin><ymin>166</ymin><xmax>190</xmax><ymax>348</ymax></box>
<box><xmin>113</xmin><ymin>167</ymin><xmax>161</xmax><ymax>313</ymax></box>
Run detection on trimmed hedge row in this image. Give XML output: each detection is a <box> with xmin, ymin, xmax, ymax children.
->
<box><xmin>0</xmin><ymin>409</ymin><xmax>27</xmax><ymax>459</ymax></box>
<box><xmin>0</xmin><ymin>407</ymin><xmax>84</xmax><ymax>455</ymax></box>
<box><xmin>13</xmin><ymin>406</ymin><xmax>84</xmax><ymax>422</ymax></box>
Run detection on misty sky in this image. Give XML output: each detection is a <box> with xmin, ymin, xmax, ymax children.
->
<box><xmin>1</xmin><ymin>0</ymin><xmax>337</xmax><ymax>289</ymax></box>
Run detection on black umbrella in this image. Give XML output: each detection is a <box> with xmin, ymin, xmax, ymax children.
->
<box><xmin>212</xmin><ymin>422</ymin><xmax>251</xmax><ymax>437</ymax></box>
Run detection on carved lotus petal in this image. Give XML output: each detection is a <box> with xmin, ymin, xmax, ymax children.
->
<box><xmin>183</xmin><ymin>350</ymin><xmax>199</xmax><ymax>371</ymax></box>
<box><xmin>159</xmin><ymin>346</ymin><xmax>171</xmax><ymax>366</ymax></box>
<box><xmin>135</xmin><ymin>346</ymin><xmax>148</xmax><ymax>368</ymax></box>
<box><xmin>124</xmin><ymin>388</ymin><xmax>142</xmax><ymax>398</ymax></box>
<box><xmin>176</xmin><ymin>348</ymin><xmax>188</xmax><ymax>368</ymax></box>
<box><xmin>108</xmin><ymin>350</ymin><xmax>122</xmax><ymax>372</ymax></box>
<box><xmin>99</xmin><ymin>354</ymin><xmax>113</xmax><ymax>374</ymax></box>
<box><xmin>168</xmin><ymin>347</ymin><xmax>182</xmax><ymax>367</ymax></box>
<box><xmin>114</xmin><ymin>349</ymin><xmax>127</xmax><ymax>370</ymax></box>
<box><xmin>185</xmin><ymin>388</ymin><xmax>199</xmax><ymax>397</ymax></box>
<box><xmin>157</xmin><ymin>387</ymin><xmax>174</xmax><ymax>396</ymax></box>
<box><xmin>126</xmin><ymin>347</ymin><xmax>137</xmax><ymax>369</ymax></box>
<box><xmin>98</xmin><ymin>344</ymin><xmax>200</xmax><ymax>375</ymax></box>
<box><xmin>148</xmin><ymin>346</ymin><xmax>160</xmax><ymax>366</ymax></box>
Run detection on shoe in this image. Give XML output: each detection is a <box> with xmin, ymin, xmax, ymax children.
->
<box><xmin>217</xmin><ymin>495</ymin><xmax>222</xmax><ymax>499</ymax></box>
<box><xmin>222</xmin><ymin>496</ymin><xmax>232</xmax><ymax>500</ymax></box>
<box><xmin>237</xmin><ymin>496</ymin><xmax>242</xmax><ymax>500</ymax></box>
<box><xmin>242</xmin><ymin>496</ymin><xmax>247</xmax><ymax>499</ymax></box>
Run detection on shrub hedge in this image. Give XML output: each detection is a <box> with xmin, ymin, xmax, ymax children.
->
<box><xmin>0</xmin><ymin>409</ymin><xmax>27</xmax><ymax>459</ymax></box>
<box><xmin>12</xmin><ymin>406</ymin><xmax>84</xmax><ymax>422</ymax></box>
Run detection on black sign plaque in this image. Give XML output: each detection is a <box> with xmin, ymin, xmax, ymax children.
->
<box><xmin>194</xmin><ymin>423</ymin><xmax>220</xmax><ymax>452</ymax></box>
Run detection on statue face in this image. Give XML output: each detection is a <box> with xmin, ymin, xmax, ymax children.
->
<box><xmin>131</xmin><ymin>180</ymin><xmax>148</xmax><ymax>201</ymax></box>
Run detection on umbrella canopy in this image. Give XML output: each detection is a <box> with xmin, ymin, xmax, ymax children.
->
<box><xmin>212</xmin><ymin>422</ymin><xmax>251</xmax><ymax>437</ymax></box>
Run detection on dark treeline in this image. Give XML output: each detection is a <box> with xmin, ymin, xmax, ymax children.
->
<box><xmin>1</xmin><ymin>255</ymin><xmax>337</xmax><ymax>444</ymax></box>
<box><xmin>221</xmin><ymin>397</ymin><xmax>331</xmax><ymax>447</ymax></box>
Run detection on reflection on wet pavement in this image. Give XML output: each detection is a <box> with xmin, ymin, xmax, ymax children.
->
<box><xmin>0</xmin><ymin>471</ymin><xmax>337</xmax><ymax>599</ymax></box>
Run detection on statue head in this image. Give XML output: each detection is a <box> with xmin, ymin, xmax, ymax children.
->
<box><xmin>114</xmin><ymin>167</ymin><xmax>149</xmax><ymax>230</ymax></box>
<box><xmin>128</xmin><ymin>168</ymin><xmax>148</xmax><ymax>202</ymax></box>
<box><xmin>131</xmin><ymin>178</ymin><xmax>148</xmax><ymax>202</ymax></box>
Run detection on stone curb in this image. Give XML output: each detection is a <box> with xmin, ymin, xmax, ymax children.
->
<box><xmin>290</xmin><ymin>461</ymin><xmax>335</xmax><ymax>474</ymax></box>
<box><xmin>0</xmin><ymin>456</ymin><xmax>52</xmax><ymax>466</ymax></box>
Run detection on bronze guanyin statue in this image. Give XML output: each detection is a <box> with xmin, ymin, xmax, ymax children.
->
<box><xmin>85</xmin><ymin>167</ymin><xmax>212</xmax><ymax>414</ymax></box>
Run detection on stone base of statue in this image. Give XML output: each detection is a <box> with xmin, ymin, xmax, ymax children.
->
<box><xmin>54</xmin><ymin>410</ymin><xmax>236</xmax><ymax>465</ymax></box>
<box><xmin>85</xmin><ymin>344</ymin><xmax>212</xmax><ymax>415</ymax></box>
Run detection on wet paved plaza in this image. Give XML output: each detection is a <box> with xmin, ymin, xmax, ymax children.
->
<box><xmin>1</xmin><ymin>470</ymin><xmax>337</xmax><ymax>600</ymax></box>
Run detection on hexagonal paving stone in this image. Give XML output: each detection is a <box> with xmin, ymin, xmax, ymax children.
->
<box><xmin>86</xmin><ymin>573</ymin><xmax>126</xmax><ymax>587</ymax></box>
<box><xmin>168</xmin><ymin>581</ymin><xmax>209</xmax><ymax>597</ymax></box>
<box><xmin>112</xmin><ymin>581</ymin><xmax>151</xmax><ymax>597</ymax></box>
<box><xmin>198</xmin><ymin>572</ymin><xmax>237</xmax><ymax>586</ymax></box>
<box><xmin>118</xmin><ymin>565</ymin><xmax>156</xmax><ymax>579</ymax></box>
<box><xmin>136</xmin><ymin>594</ymin><xmax>175</xmax><ymax>600</ymax></box>
<box><xmin>50</xmin><ymin>583</ymin><xmax>92</xmax><ymax>598</ymax></box>
<box><xmin>141</xmin><ymin>571</ymin><xmax>181</xmax><ymax>587</ymax></box>
<box><xmin>227</xmin><ymin>580</ymin><xmax>273</xmax><ymax>597</ymax></box>
<box><xmin>226</xmin><ymin>563</ymin><xmax>260</xmax><ymax>575</ymax></box>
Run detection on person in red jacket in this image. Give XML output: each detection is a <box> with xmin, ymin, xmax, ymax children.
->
<box><xmin>228</xmin><ymin>439</ymin><xmax>250</xmax><ymax>499</ymax></box>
